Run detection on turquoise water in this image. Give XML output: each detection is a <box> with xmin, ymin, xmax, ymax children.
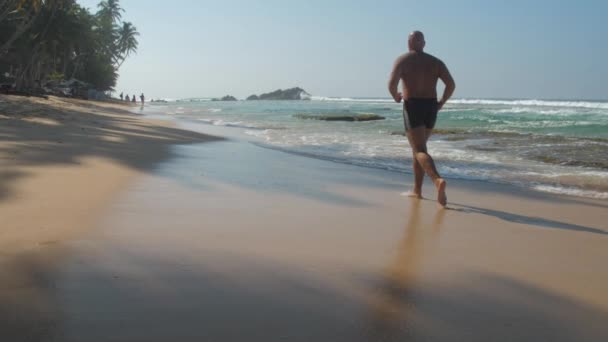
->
<box><xmin>145</xmin><ymin>97</ymin><xmax>608</xmax><ymax>199</ymax></box>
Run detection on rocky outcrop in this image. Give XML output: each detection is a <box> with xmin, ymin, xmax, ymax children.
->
<box><xmin>247</xmin><ymin>87</ymin><xmax>310</xmax><ymax>100</ymax></box>
<box><xmin>212</xmin><ymin>95</ymin><xmax>237</xmax><ymax>101</ymax></box>
<box><xmin>295</xmin><ymin>114</ymin><xmax>385</xmax><ymax>122</ymax></box>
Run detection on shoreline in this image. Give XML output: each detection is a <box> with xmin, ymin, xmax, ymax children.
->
<box><xmin>52</xmin><ymin>120</ymin><xmax>608</xmax><ymax>341</ymax></box>
<box><xmin>148</xmin><ymin>97</ymin><xmax>608</xmax><ymax>201</ymax></box>
<box><xmin>164</xmin><ymin>110</ymin><xmax>608</xmax><ymax>202</ymax></box>
<box><xmin>1</xmin><ymin>95</ymin><xmax>607</xmax><ymax>340</ymax></box>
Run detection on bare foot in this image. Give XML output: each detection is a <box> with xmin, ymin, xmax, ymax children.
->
<box><xmin>401</xmin><ymin>191</ymin><xmax>423</xmax><ymax>199</ymax></box>
<box><xmin>435</xmin><ymin>178</ymin><xmax>447</xmax><ymax>207</ymax></box>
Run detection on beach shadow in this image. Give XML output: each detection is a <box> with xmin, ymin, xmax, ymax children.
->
<box><xmin>449</xmin><ymin>203</ymin><xmax>608</xmax><ymax>236</ymax></box>
<box><xmin>0</xmin><ymin>95</ymin><xmax>224</xmax><ymax>203</ymax></box>
<box><xmin>359</xmin><ymin>269</ymin><xmax>608</xmax><ymax>342</ymax></box>
<box><xmin>0</xmin><ymin>251</ymin><xmax>63</xmax><ymax>341</ymax></box>
<box><xmin>4</xmin><ymin>241</ymin><xmax>608</xmax><ymax>341</ymax></box>
<box><xmin>453</xmin><ymin>178</ymin><xmax>608</xmax><ymax>209</ymax></box>
<box><xmin>357</xmin><ymin>202</ymin><xmax>608</xmax><ymax>340</ymax></box>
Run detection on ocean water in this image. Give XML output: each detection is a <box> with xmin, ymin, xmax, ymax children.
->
<box><xmin>145</xmin><ymin>97</ymin><xmax>608</xmax><ymax>199</ymax></box>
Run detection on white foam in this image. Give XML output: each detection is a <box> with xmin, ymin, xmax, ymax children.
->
<box><xmin>309</xmin><ymin>97</ymin><xmax>608</xmax><ymax>110</ymax></box>
<box><xmin>532</xmin><ymin>185</ymin><xmax>608</xmax><ymax>199</ymax></box>
<box><xmin>490</xmin><ymin>107</ymin><xmax>579</xmax><ymax>115</ymax></box>
<box><xmin>311</xmin><ymin>96</ymin><xmax>395</xmax><ymax>103</ymax></box>
<box><xmin>177</xmin><ymin>98</ymin><xmax>213</xmax><ymax>102</ymax></box>
<box><xmin>449</xmin><ymin>99</ymin><xmax>608</xmax><ymax>110</ymax></box>
<box><xmin>196</xmin><ymin>118</ymin><xmax>260</xmax><ymax>130</ymax></box>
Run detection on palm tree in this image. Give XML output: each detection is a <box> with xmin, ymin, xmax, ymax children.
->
<box><xmin>96</xmin><ymin>0</ymin><xmax>122</xmax><ymax>23</ymax></box>
<box><xmin>115</xmin><ymin>21</ymin><xmax>138</xmax><ymax>68</ymax></box>
<box><xmin>11</xmin><ymin>0</ymin><xmax>71</xmax><ymax>89</ymax></box>
<box><xmin>1</xmin><ymin>0</ymin><xmax>138</xmax><ymax>92</ymax></box>
<box><xmin>95</xmin><ymin>0</ymin><xmax>123</xmax><ymax>63</ymax></box>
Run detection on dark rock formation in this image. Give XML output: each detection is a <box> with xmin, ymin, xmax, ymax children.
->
<box><xmin>295</xmin><ymin>114</ymin><xmax>385</xmax><ymax>122</ymax></box>
<box><xmin>246</xmin><ymin>87</ymin><xmax>310</xmax><ymax>100</ymax></box>
<box><xmin>212</xmin><ymin>95</ymin><xmax>237</xmax><ymax>101</ymax></box>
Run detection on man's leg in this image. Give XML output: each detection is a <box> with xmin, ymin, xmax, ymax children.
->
<box><xmin>407</xmin><ymin>127</ymin><xmax>447</xmax><ymax>206</ymax></box>
<box><xmin>408</xmin><ymin>129</ymin><xmax>433</xmax><ymax>198</ymax></box>
<box><xmin>410</xmin><ymin>153</ymin><xmax>424</xmax><ymax>198</ymax></box>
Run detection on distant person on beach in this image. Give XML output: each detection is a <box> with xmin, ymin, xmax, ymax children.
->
<box><xmin>119</xmin><ymin>92</ymin><xmax>124</xmax><ymax>101</ymax></box>
<box><xmin>140</xmin><ymin>93</ymin><xmax>145</xmax><ymax>104</ymax></box>
<box><xmin>125</xmin><ymin>94</ymin><xmax>130</xmax><ymax>102</ymax></box>
<box><xmin>388</xmin><ymin>31</ymin><xmax>455</xmax><ymax>207</ymax></box>
<box><xmin>131</xmin><ymin>95</ymin><xmax>136</xmax><ymax>103</ymax></box>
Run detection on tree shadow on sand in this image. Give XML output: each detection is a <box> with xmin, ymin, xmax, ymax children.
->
<box><xmin>0</xmin><ymin>96</ymin><xmax>224</xmax><ymax>203</ymax></box>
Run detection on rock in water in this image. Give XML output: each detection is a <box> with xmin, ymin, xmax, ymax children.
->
<box><xmin>294</xmin><ymin>114</ymin><xmax>385</xmax><ymax>122</ymax></box>
<box><xmin>212</xmin><ymin>95</ymin><xmax>237</xmax><ymax>101</ymax></box>
<box><xmin>247</xmin><ymin>87</ymin><xmax>311</xmax><ymax>100</ymax></box>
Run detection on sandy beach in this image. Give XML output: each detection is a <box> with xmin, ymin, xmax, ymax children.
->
<box><xmin>0</xmin><ymin>95</ymin><xmax>218</xmax><ymax>339</ymax></box>
<box><xmin>1</xmin><ymin>95</ymin><xmax>607</xmax><ymax>341</ymax></box>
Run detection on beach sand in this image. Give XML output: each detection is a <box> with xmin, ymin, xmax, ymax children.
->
<box><xmin>0</xmin><ymin>95</ymin><xmax>218</xmax><ymax>339</ymax></box>
<box><xmin>1</xmin><ymin>96</ymin><xmax>607</xmax><ymax>341</ymax></box>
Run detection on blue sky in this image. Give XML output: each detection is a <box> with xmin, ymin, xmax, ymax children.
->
<box><xmin>79</xmin><ymin>0</ymin><xmax>608</xmax><ymax>100</ymax></box>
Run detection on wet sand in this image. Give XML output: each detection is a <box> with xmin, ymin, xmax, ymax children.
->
<box><xmin>28</xmin><ymin>123</ymin><xmax>608</xmax><ymax>341</ymax></box>
<box><xmin>1</xmin><ymin>97</ymin><xmax>607</xmax><ymax>341</ymax></box>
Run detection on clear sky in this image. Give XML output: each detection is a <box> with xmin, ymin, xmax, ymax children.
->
<box><xmin>78</xmin><ymin>0</ymin><xmax>608</xmax><ymax>100</ymax></box>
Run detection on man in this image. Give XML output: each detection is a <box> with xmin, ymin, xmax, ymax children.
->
<box><xmin>388</xmin><ymin>31</ymin><xmax>455</xmax><ymax>207</ymax></box>
<box><xmin>140</xmin><ymin>93</ymin><xmax>145</xmax><ymax>104</ymax></box>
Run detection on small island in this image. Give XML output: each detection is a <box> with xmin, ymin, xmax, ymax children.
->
<box><xmin>247</xmin><ymin>87</ymin><xmax>310</xmax><ymax>100</ymax></box>
<box><xmin>211</xmin><ymin>95</ymin><xmax>238</xmax><ymax>101</ymax></box>
<box><xmin>294</xmin><ymin>114</ymin><xmax>385</xmax><ymax>122</ymax></box>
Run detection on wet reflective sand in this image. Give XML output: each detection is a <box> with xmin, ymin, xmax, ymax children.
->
<box><xmin>3</xmin><ymin>130</ymin><xmax>608</xmax><ymax>341</ymax></box>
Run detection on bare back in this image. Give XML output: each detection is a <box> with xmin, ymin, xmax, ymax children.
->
<box><xmin>396</xmin><ymin>52</ymin><xmax>445</xmax><ymax>99</ymax></box>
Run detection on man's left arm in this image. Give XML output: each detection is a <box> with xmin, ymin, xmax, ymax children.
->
<box><xmin>388</xmin><ymin>59</ymin><xmax>403</xmax><ymax>103</ymax></box>
<box><xmin>437</xmin><ymin>61</ymin><xmax>455</xmax><ymax>110</ymax></box>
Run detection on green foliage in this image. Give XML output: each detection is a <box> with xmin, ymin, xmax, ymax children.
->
<box><xmin>81</xmin><ymin>54</ymin><xmax>117</xmax><ymax>90</ymax></box>
<box><xmin>0</xmin><ymin>0</ymin><xmax>139</xmax><ymax>92</ymax></box>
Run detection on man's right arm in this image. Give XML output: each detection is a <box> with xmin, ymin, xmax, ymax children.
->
<box><xmin>437</xmin><ymin>61</ymin><xmax>455</xmax><ymax>110</ymax></box>
<box><xmin>388</xmin><ymin>58</ymin><xmax>403</xmax><ymax>103</ymax></box>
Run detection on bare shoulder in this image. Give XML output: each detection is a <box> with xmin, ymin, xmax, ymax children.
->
<box><xmin>394</xmin><ymin>53</ymin><xmax>411</xmax><ymax>65</ymax></box>
<box><xmin>423</xmin><ymin>52</ymin><xmax>445</xmax><ymax>67</ymax></box>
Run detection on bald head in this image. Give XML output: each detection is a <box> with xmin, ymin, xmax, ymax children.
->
<box><xmin>408</xmin><ymin>31</ymin><xmax>425</xmax><ymax>52</ymax></box>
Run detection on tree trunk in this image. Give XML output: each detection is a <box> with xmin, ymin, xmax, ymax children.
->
<box><xmin>62</xmin><ymin>49</ymin><xmax>69</xmax><ymax>76</ymax></box>
<box><xmin>16</xmin><ymin>45</ymin><xmax>41</xmax><ymax>91</ymax></box>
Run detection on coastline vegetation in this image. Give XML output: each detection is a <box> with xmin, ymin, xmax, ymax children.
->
<box><xmin>0</xmin><ymin>0</ymin><xmax>138</xmax><ymax>96</ymax></box>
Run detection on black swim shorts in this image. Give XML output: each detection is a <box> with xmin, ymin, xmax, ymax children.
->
<box><xmin>403</xmin><ymin>98</ymin><xmax>439</xmax><ymax>131</ymax></box>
